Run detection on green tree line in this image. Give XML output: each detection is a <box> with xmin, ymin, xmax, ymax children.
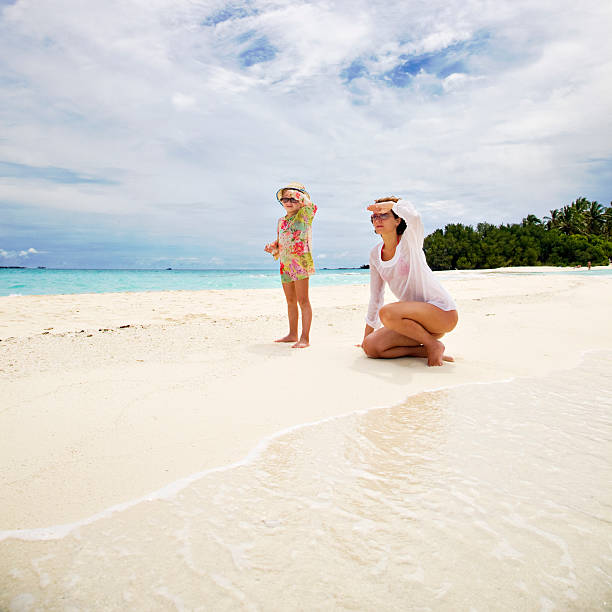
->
<box><xmin>424</xmin><ymin>197</ymin><xmax>612</xmax><ymax>270</ymax></box>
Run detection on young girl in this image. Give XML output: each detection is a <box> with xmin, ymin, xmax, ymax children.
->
<box><xmin>361</xmin><ymin>196</ymin><xmax>458</xmax><ymax>366</ymax></box>
<box><xmin>264</xmin><ymin>182</ymin><xmax>317</xmax><ymax>348</ymax></box>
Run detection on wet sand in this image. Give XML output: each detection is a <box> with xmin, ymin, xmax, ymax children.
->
<box><xmin>2</xmin><ymin>352</ymin><xmax>610</xmax><ymax>610</ymax></box>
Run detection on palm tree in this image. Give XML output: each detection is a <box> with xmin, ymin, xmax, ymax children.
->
<box><xmin>584</xmin><ymin>201</ymin><xmax>605</xmax><ymax>234</ymax></box>
<box><xmin>603</xmin><ymin>205</ymin><xmax>612</xmax><ymax>239</ymax></box>
<box><xmin>572</xmin><ymin>197</ymin><xmax>590</xmax><ymax>216</ymax></box>
<box><xmin>522</xmin><ymin>214</ymin><xmax>542</xmax><ymax>227</ymax></box>
<box><xmin>557</xmin><ymin>204</ymin><xmax>585</xmax><ymax>235</ymax></box>
<box><xmin>543</xmin><ymin>208</ymin><xmax>560</xmax><ymax>230</ymax></box>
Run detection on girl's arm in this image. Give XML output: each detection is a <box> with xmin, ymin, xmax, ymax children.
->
<box><xmin>296</xmin><ymin>194</ymin><xmax>317</xmax><ymax>224</ymax></box>
<box><xmin>263</xmin><ymin>220</ymin><xmax>281</xmax><ymax>258</ymax></box>
<box><xmin>264</xmin><ymin>240</ymin><xmax>279</xmax><ymax>256</ymax></box>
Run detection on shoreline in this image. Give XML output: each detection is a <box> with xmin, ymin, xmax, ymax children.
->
<box><xmin>1</xmin><ymin>270</ymin><xmax>612</xmax><ymax>531</ymax></box>
<box><xmin>1</xmin><ymin>264</ymin><xmax>610</xmax><ymax>300</ymax></box>
<box><xmin>3</xmin><ymin>345</ymin><xmax>610</xmax><ymax>544</ymax></box>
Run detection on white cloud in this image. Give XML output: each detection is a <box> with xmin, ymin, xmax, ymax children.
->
<box><xmin>171</xmin><ymin>93</ymin><xmax>197</xmax><ymax>111</ymax></box>
<box><xmin>423</xmin><ymin>200</ymin><xmax>466</xmax><ymax>216</ymax></box>
<box><xmin>1</xmin><ymin>247</ymin><xmax>40</xmax><ymax>259</ymax></box>
<box><xmin>1</xmin><ymin>0</ymin><xmax>611</xmax><ymax>267</ymax></box>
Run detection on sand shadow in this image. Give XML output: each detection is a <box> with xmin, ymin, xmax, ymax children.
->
<box><xmin>246</xmin><ymin>341</ymin><xmax>457</xmax><ymax>385</ymax></box>
<box><xmin>245</xmin><ymin>342</ymin><xmax>302</xmax><ymax>358</ymax></box>
<box><xmin>349</xmin><ymin>348</ymin><xmax>457</xmax><ymax>385</ymax></box>
<box><xmin>349</xmin><ymin>351</ymin><xmax>417</xmax><ymax>385</ymax></box>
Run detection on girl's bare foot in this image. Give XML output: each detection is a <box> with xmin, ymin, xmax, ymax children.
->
<box><xmin>292</xmin><ymin>339</ymin><xmax>310</xmax><ymax>348</ymax></box>
<box><xmin>275</xmin><ymin>334</ymin><xmax>298</xmax><ymax>343</ymax></box>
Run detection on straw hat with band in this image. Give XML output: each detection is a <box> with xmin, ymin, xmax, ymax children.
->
<box><xmin>276</xmin><ymin>182</ymin><xmax>310</xmax><ymax>204</ymax></box>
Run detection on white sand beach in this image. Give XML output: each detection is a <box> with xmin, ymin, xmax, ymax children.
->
<box><xmin>1</xmin><ymin>269</ymin><xmax>611</xmax><ymax>609</ymax></box>
<box><xmin>1</xmin><ymin>269</ymin><xmax>611</xmax><ymax>528</ymax></box>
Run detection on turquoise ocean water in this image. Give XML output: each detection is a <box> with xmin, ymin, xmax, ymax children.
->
<box><xmin>2</xmin><ymin>266</ymin><xmax>611</xmax><ymax>297</ymax></box>
<box><xmin>0</xmin><ymin>268</ymin><xmax>371</xmax><ymax>296</ymax></box>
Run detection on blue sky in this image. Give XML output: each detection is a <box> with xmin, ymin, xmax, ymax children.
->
<box><xmin>1</xmin><ymin>0</ymin><xmax>611</xmax><ymax>269</ymax></box>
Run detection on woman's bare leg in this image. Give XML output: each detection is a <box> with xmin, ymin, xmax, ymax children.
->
<box><xmin>362</xmin><ymin>327</ymin><xmax>454</xmax><ymax>361</ymax></box>
<box><xmin>363</xmin><ymin>302</ymin><xmax>458</xmax><ymax>366</ymax></box>
<box><xmin>276</xmin><ymin>281</ymin><xmax>299</xmax><ymax>342</ymax></box>
<box><xmin>292</xmin><ymin>278</ymin><xmax>312</xmax><ymax>348</ymax></box>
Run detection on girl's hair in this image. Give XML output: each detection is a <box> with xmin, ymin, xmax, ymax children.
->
<box><xmin>392</xmin><ymin>210</ymin><xmax>407</xmax><ymax>235</ymax></box>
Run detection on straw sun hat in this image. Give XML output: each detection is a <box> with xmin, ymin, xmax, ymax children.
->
<box><xmin>276</xmin><ymin>182</ymin><xmax>310</xmax><ymax>202</ymax></box>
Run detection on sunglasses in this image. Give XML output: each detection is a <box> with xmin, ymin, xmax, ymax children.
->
<box><xmin>280</xmin><ymin>197</ymin><xmax>299</xmax><ymax>204</ymax></box>
<box><xmin>370</xmin><ymin>213</ymin><xmax>392</xmax><ymax>222</ymax></box>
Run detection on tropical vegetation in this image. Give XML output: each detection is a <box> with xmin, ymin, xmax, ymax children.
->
<box><xmin>423</xmin><ymin>197</ymin><xmax>612</xmax><ymax>270</ymax></box>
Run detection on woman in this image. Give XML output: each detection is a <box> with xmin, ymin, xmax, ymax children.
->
<box><xmin>361</xmin><ymin>196</ymin><xmax>458</xmax><ymax>366</ymax></box>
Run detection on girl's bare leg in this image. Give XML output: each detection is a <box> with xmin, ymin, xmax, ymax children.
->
<box><xmin>292</xmin><ymin>278</ymin><xmax>312</xmax><ymax>348</ymax></box>
<box><xmin>276</xmin><ymin>281</ymin><xmax>299</xmax><ymax>342</ymax></box>
<box><xmin>363</xmin><ymin>302</ymin><xmax>458</xmax><ymax>366</ymax></box>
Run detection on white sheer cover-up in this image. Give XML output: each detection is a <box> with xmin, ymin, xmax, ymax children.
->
<box><xmin>366</xmin><ymin>200</ymin><xmax>457</xmax><ymax>330</ymax></box>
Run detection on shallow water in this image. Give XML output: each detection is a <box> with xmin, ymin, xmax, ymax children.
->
<box><xmin>2</xmin><ymin>352</ymin><xmax>611</xmax><ymax>611</ymax></box>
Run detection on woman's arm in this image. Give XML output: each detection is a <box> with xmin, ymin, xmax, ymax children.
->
<box><xmin>368</xmin><ymin>197</ymin><xmax>424</xmax><ymax>250</ymax></box>
<box><xmin>393</xmin><ymin>199</ymin><xmax>424</xmax><ymax>251</ymax></box>
<box><xmin>356</xmin><ymin>324</ymin><xmax>375</xmax><ymax>348</ymax></box>
<box><xmin>365</xmin><ymin>251</ymin><xmax>385</xmax><ymax>330</ymax></box>
<box><xmin>367</xmin><ymin>197</ymin><xmax>396</xmax><ymax>214</ymax></box>
<box><xmin>369</xmin><ymin>196</ymin><xmax>420</xmax><ymax>226</ymax></box>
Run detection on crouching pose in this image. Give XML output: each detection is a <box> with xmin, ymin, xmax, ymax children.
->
<box><xmin>361</xmin><ymin>196</ymin><xmax>458</xmax><ymax>366</ymax></box>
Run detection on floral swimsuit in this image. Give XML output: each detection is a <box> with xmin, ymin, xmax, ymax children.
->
<box><xmin>276</xmin><ymin>197</ymin><xmax>317</xmax><ymax>284</ymax></box>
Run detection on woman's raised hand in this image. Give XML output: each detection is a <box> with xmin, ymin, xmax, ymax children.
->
<box><xmin>367</xmin><ymin>197</ymin><xmax>396</xmax><ymax>214</ymax></box>
<box><xmin>367</xmin><ymin>196</ymin><xmax>399</xmax><ymax>213</ymax></box>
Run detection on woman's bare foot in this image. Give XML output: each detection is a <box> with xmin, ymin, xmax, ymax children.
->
<box><xmin>426</xmin><ymin>339</ymin><xmax>448</xmax><ymax>366</ymax></box>
<box><xmin>275</xmin><ymin>334</ymin><xmax>298</xmax><ymax>343</ymax></box>
<box><xmin>402</xmin><ymin>345</ymin><xmax>454</xmax><ymax>363</ymax></box>
<box><xmin>292</xmin><ymin>339</ymin><xmax>310</xmax><ymax>348</ymax></box>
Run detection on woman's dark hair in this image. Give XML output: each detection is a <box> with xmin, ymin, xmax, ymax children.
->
<box><xmin>392</xmin><ymin>210</ymin><xmax>407</xmax><ymax>235</ymax></box>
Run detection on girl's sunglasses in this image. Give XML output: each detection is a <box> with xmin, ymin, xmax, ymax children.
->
<box><xmin>280</xmin><ymin>197</ymin><xmax>299</xmax><ymax>204</ymax></box>
<box><xmin>371</xmin><ymin>213</ymin><xmax>392</xmax><ymax>222</ymax></box>
<box><xmin>278</xmin><ymin>188</ymin><xmax>306</xmax><ymax>204</ymax></box>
